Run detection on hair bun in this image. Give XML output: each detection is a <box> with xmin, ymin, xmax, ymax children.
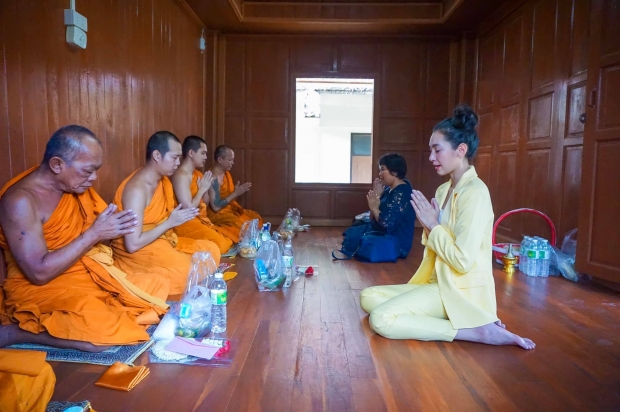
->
<box><xmin>451</xmin><ymin>104</ymin><xmax>478</xmax><ymax>131</ymax></box>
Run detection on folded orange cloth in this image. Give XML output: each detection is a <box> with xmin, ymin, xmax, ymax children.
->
<box><xmin>95</xmin><ymin>362</ymin><xmax>149</xmax><ymax>391</ymax></box>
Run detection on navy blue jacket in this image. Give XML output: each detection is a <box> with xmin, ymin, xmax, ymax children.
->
<box><xmin>371</xmin><ymin>180</ymin><xmax>416</xmax><ymax>258</ymax></box>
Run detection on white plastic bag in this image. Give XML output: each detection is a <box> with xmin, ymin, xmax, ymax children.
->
<box><xmin>253</xmin><ymin>240</ymin><xmax>286</xmax><ymax>291</ymax></box>
<box><xmin>176</xmin><ymin>252</ymin><xmax>217</xmax><ymax>338</ymax></box>
<box><xmin>239</xmin><ymin>219</ymin><xmax>260</xmax><ymax>258</ymax></box>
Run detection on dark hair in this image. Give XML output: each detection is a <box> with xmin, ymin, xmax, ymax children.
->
<box><xmin>378</xmin><ymin>153</ymin><xmax>407</xmax><ymax>179</ymax></box>
<box><xmin>182</xmin><ymin>135</ymin><xmax>207</xmax><ymax>158</ymax></box>
<box><xmin>146</xmin><ymin>131</ymin><xmax>180</xmax><ymax>162</ymax></box>
<box><xmin>433</xmin><ymin>104</ymin><xmax>479</xmax><ymax>158</ymax></box>
<box><xmin>214</xmin><ymin>145</ymin><xmax>232</xmax><ymax>162</ymax></box>
<box><xmin>42</xmin><ymin>125</ymin><xmax>100</xmax><ymax>165</ymax></box>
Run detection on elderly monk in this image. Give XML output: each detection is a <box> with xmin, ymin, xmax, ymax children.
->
<box><xmin>0</xmin><ymin>125</ymin><xmax>169</xmax><ymax>353</ymax></box>
<box><xmin>170</xmin><ymin>136</ymin><xmax>234</xmax><ymax>254</ymax></box>
<box><xmin>112</xmin><ymin>131</ymin><xmax>221</xmax><ymax>295</ymax></box>
<box><xmin>207</xmin><ymin>145</ymin><xmax>263</xmax><ymax>242</ymax></box>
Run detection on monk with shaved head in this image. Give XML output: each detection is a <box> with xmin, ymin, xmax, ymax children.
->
<box><xmin>111</xmin><ymin>131</ymin><xmax>221</xmax><ymax>295</ymax></box>
<box><xmin>0</xmin><ymin>125</ymin><xmax>170</xmax><ymax>410</ymax></box>
<box><xmin>207</xmin><ymin>145</ymin><xmax>263</xmax><ymax>242</ymax></box>
<box><xmin>170</xmin><ymin>136</ymin><xmax>234</xmax><ymax>254</ymax></box>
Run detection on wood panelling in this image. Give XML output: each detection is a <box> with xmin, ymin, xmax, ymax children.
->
<box><xmin>561</xmin><ymin>146</ymin><xmax>582</xmax><ymax>239</ymax></box>
<box><xmin>477</xmin><ymin>33</ymin><xmax>499</xmax><ymax>110</ymax></box>
<box><xmin>338</xmin><ymin>42</ymin><xmax>380</xmax><ymax>73</ymax></box>
<box><xmin>0</xmin><ymin>0</ymin><xmax>205</xmax><ymax>201</ymax></box>
<box><xmin>247</xmin><ymin>40</ymin><xmax>289</xmax><ymax>114</ymax></box>
<box><xmin>570</xmin><ymin>0</ymin><xmax>591</xmax><ymax>75</ymax></box>
<box><xmin>291</xmin><ymin>41</ymin><xmax>334</xmax><ymax>72</ymax></box>
<box><xmin>565</xmin><ymin>82</ymin><xmax>587</xmax><ymax>137</ymax></box>
<box><xmin>577</xmin><ymin>0</ymin><xmax>620</xmax><ymax>282</ymax></box>
<box><xmin>588</xmin><ymin>141</ymin><xmax>620</xmax><ymax>267</ymax></box>
<box><xmin>530</xmin><ymin>0</ymin><xmax>558</xmax><ymax>90</ymax></box>
<box><xmin>249</xmin><ymin>149</ymin><xmax>288</xmax><ymax>216</ymax></box>
<box><xmin>500</xmin><ymin>103</ymin><xmax>520</xmax><ymax>144</ymax></box>
<box><xmin>380</xmin><ymin>118</ymin><xmax>418</xmax><ymax>145</ymax></box>
<box><xmin>248</xmin><ymin>117</ymin><xmax>289</xmax><ymax>148</ymax></box>
<box><xmin>473</xmin><ymin>0</ymin><xmax>590</xmax><ymax>242</ymax></box>
<box><xmin>292</xmin><ymin>190</ymin><xmax>331</xmax><ymax>218</ymax></box>
<box><xmin>333</xmin><ymin>190</ymin><xmax>371</xmax><ymax>219</ymax></box>
<box><xmin>218</xmin><ymin>36</ymin><xmax>456</xmax><ymax>223</ymax></box>
<box><xmin>381</xmin><ymin>43</ymin><xmax>421</xmax><ymax>115</ymax></box>
<box><xmin>528</xmin><ymin>93</ymin><xmax>554</xmax><ymax>140</ymax></box>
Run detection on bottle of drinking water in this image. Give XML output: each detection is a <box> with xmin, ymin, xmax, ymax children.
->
<box><xmin>520</xmin><ymin>237</ymin><xmax>530</xmax><ymax>275</ymax></box>
<box><xmin>210</xmin><ymin>272</ymin><xmax>227</xmax><ymax>333</ymax></box>
<box><xmin>282</xmin><ymin>238</ymin><xmax>295</xmax><ymax>288</ymax></box>
<box><xmin>540</xmin><ymin>239</ymin><xmax>550</xmax><ymax>277</ymax></box>
<box><xmin>527</xmin><ymin>239</ymin><xmax>539</xmax><ymax>277</ymax></box>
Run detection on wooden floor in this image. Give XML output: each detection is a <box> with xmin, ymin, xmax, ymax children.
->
<box><xmin>50</xmin><ymin>228</ymin><xmax>620</xmax><ymax>411</ymax></box>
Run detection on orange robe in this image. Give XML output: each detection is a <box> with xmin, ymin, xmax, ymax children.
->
<box><xmin>207</xmin><ymin>171</ymin><xmax>263</xmax><ymax>242</ymax></box>
<box><xmin>0</xmin><ymin>349</ymin><xmax>55</xmax><ymax>412</ymax></box>
<box><xmin>174</xmin><ymin>170</ymin><xmax>234</xmax><ymax>254</ymax></box>
<box><xmin>0</xmin><ymin>168</ymin><xmax>168</xmax><ymax>346</ymax></box>
<box><xmin>112</xmin><ymin>173</ymin><xmax>221</xmax><ymax>296</ymax></box>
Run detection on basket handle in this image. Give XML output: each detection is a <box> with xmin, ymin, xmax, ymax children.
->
<box><xmin>492</xmin><ymin>208</ymin><xmax>557</xmax><ymax>247</ymax></box>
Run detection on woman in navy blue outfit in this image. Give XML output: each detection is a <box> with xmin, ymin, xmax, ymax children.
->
<box><xmin>365</xmin><ymin>153</ymin><xmax>416</xmax><ymax>258</ymax></box>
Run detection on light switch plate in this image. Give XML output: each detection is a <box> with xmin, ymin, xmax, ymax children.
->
<box><xmin>66</xmin><ymin>26</ymin><xmax>87</xmax><ymax>49</ymax></box>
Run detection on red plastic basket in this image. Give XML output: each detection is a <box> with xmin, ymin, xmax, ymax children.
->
<box><xmin>492</xmin><ymin>208</ymin><xmax>557</xmax><ymax>265</ymax></box>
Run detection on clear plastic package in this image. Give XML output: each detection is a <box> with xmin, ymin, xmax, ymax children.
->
<box><xmin>253</xmin><ymin>240</ymin><xmax>286</xmax><ymax>291</ymax></box>
<box><xmin>239</xmin><ymin>219</ymin><xmax>260</xmax><ymax>258</ymax></box>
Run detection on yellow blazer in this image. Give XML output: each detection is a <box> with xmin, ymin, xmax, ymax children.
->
<box><xmin>408</xmin><ymin>166</ymin><xmax>499</xmax><ymax>329</ymax></box>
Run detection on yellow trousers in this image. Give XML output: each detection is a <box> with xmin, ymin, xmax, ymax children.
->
<box><xmin>360</xmin><ymin>284</ymin><xmax>458</xmax><ymax>341</ymax></box>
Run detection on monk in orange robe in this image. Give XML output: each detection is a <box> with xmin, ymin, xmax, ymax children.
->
<box><xmin>0</xmin><ymin>349</ymin><xmax>55</xmax><ymax>412</ymax></box>
<box><xmin>0</xmin><ymin>126</ymin><xmax>168</xmax><ymax>351</ymax></box>
<box><xmin>207</xmin><ymin>145</ymin><xmax>263</xmax><ymax>242</ymax></box>
<box><xmin>170</xmin><ymin>136</ymin><xmax>234</xmax><ymax>253</ymax></box>
<box><xmin>112</xmin><ymin>131</ymin><xmax>221</xmax><ymax>296</ymax></box>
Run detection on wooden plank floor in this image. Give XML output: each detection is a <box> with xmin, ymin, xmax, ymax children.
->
<box><xmin>50</xmin><ymin>228</ymin><xmax>620</xmax><ymax>411</ymax></box>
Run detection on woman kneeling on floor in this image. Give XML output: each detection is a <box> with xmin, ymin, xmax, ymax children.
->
<box><xmin>360</xmin><ymin>105</ymin><xmax>535</xmax><ymax>350</ymax></box>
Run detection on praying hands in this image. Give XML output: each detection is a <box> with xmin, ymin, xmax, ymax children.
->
<box><xmin>410</xmin><ymin>190</ymin><xmax>440</xmax><ymax>232</ymax></box>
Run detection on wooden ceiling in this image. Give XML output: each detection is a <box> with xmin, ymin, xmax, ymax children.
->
<box><xmin>185</xmin><ymin>0</ymin><xmax>511</xmax><ymax>34</ymax></box>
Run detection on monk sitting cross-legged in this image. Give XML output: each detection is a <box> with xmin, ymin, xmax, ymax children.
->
<box><xmin>207</xmin><ymin>145</ymin><xmax>263</xmax><ymax>242</ymax></box>
<box><xmin>111</xmin><ymin>131</ymin><xmax>221</xmax><ymax>296</ymax></box>
<box><xmin>0</xmin><ymin>125</ymin><xmax>169</xmax><ymax>354</ymax></box>
<box><xmin>170</xmin><ymin>136</ymin><xmax>234</xmax><ymax>254</ymax></box>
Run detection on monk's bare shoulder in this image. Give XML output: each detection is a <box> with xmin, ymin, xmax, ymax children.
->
<box><xmin>123</xmin><ymin>171</ymin><xmax>147</xmax><ymax>195</ymax></box>
<box><xmin>0</xmin><ymin>185</ymin><xmax>39</xmax><ymax>222</ymax></box>
<box><xmin>170</xmin><ymin>169</ymin><xmax>191</xmax><ymax>187</ymax></box>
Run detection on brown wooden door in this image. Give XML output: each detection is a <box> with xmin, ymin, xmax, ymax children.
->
<box><xmin>576</xmin><ymin>0</ymin><xmax>620</xmax><ymax>282</ymax></box>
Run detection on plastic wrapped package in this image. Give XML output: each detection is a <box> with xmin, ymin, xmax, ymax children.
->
<box><xmin>276</xmin><ymin>208</ymin><xmax>301</xmax><ymax>240</ymax></box>
<box><xmin>148</xmin><ymin>337</ymin><xmax>238</xmax><ymax>368</ymax></box>
<box><xmin>549</xmin><ymin>229</ymin><xmax>589</xmax><ymax>282</ymax></box>
<box><xmin>253</xmin><ymin>240</ymin><xmax>286</xmax><ymax>291</ymax></box>
<box><xmin>239</xmin><ymin>219</ymin><xmax>260</xmax><ymax>258</ymax></box>
<box><xmin>561</xmin><ymin>228</ymin><xmax>578</xmax><ymax>256</ymax></box>
<box><xmin>176</xmin><ymin>252</ymin><xmax>217</xmax><ymax>338</ymax></box>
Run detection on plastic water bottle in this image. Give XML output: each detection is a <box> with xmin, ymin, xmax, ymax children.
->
<box><xmin>520</xmin><ymin>237</ymin><xmax>530</xmax><ymax>275</ymax></box>
<box><xmin>540</xmin><ymin>239</ymin><xmax>550</xmax><ymax>277</ymax></box>
<box><xmin>282</xmin><ymin>238</ymin><xmax>295</xmax><ymax>288</ymax></box>
<box><xmin>260</xmin><ymin>223</ymin><xmax>271</xmax><ymax>243</ymax></box>
<box><xmin>210</xmin><ymin>272</ymin><xmax>227</xmax><ymax>333</ymax></box>
<box><xmin>527</xmin><ymin>239</ymin><xmax>539</xmax><ymax>277</ymax></box>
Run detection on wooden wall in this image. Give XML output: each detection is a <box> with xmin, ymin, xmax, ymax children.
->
<box><xmin>0</xmin><ymin>0</ymin><xmax>205</xmax><ymax>201</ymax></box>
<box><xmin>214</xmin><ymin>35</ymin><xmax>459</xmax><ymax>223</ymax></box>
<box><xmin>473</xmin><ymin>0</ymin><xmax>591</xmax><ymax>242</ymax></box>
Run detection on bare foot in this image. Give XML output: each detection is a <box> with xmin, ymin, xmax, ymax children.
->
<box><xmin>455</xmin><ymin>323</ymin><xmax>536</xmax><ymax>350</ymax></box>
<box><xmin>0</xmin><ymin>324</ymin><xmax>111</xmax><ymax>352</ymax></box>
<box><xmin>495</xmin><ymin>320</ymin><xmax>506</xmax><ymax>329</ymax></box>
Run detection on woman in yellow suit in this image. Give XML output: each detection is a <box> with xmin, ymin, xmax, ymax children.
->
<box><xmin>360</xmin><ymin>105</ymin><xmax>535</xmax><ymax>350</ymax></box>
